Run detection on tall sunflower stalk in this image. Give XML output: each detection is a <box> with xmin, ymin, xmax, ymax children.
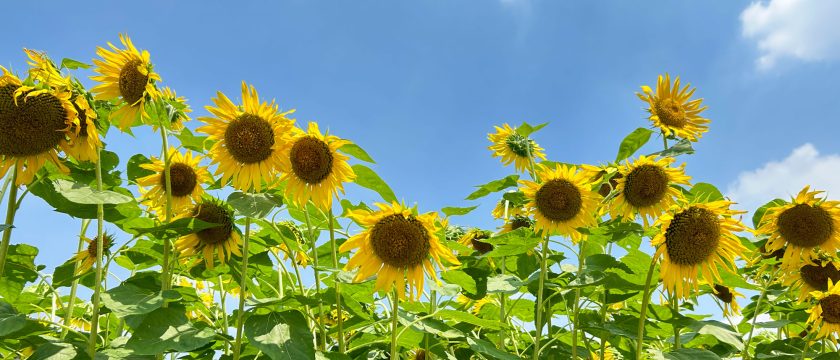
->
<box><xmin>0</xmin><ymin>168</ymin><xmax>19</xmax><ymax>278</ymax></box>
<box><xmin>88</xmin><ymin>148</ymin><xmax>105</xmax><ymax>356</ymax></box>
<box><xmin>232</xmin><ymin>215</ymin><xmax>252</xmax><ymax>360</ymax></box>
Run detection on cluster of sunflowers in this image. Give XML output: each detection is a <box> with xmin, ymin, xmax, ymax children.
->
<box><xmin>0</xmin><ymin>34</ymin><xmax>839</xmax><ymax>360</ymax></box>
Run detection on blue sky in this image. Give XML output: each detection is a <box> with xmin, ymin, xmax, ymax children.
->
<box><xmin>2</xmin><ymin>1</ymin><xmax>840</xmax><ymax>283</ymax></box>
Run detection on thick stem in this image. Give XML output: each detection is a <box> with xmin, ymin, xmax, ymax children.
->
<box><xmin>571</xmin><ymin>241</ymin><xmax>584</xmax><ymax>359</ymax></box>
<box><xmin>499</xmin><ymin>199</ymin><xmax>509</xmax><ymax>350</ymax></box>
<box><xmin>391</xmin><ymin>291</ymin><xmax>400</xmax><ymax>360</ymax></box>
<box><xmin>599</xmin><ymin>288</ymin><xmax>609</xmax><ymax>360</ymax></box>
<box><xmin>744</xmin><ymin>268</ymin><xmax>780</xmax><ymax>360</ymax></box>
<box><xmin>159</xmin><ymin>128</ymin><xmax>174</xmax><ymax>297</ymax></box>
<box><xmin>304</xmin><ymin>209</ymin><xmax>327</xmax><ymax>350</ymax></box>
<box><xmin>532</xmin><ymin>237</ymin><xmax>549</xmax><ymax>360</ymax></box>
<box><xmin>635</xmin><ymin>257</ymin><xmax>657</xmax><ymax>360</ymax></box>
<box><xmin>62</xmin><ymin>219</ymin><xmax>91</xmax><ymax>339</ymax></box>
<box><xmin>219</xmin><ymin>275</ymin><xmax>230</xmax><ymax>356</ymax></box>
<box><xmin>88</xmin><ymin>149</ymin><xmax>105</xmax><ymax>356</ymax></box>
<box><xmin>0</xmin><ymin>168</ymin><xmax>19</xmax><ymax>278</ymax></box>
<box><xmin>426</xmin><ymin>290</ymin><xmax>436</xmax><ymax>360</ymax></box>
<box><xmin>328</xmin><ymin>209</ymin><xmax>345</xmax><ymax>353</ymax></box>
<box><xmin>672</xmin><ymin>297</ymin><xmax>681</xmax><ymax>350</ymax></box>
<box><xmin>232</xmin><ymin>216</ymin><xmax>251</xmax><ymax>360</ymax></box>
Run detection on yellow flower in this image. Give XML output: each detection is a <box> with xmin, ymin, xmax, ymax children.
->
<box><xmin>491</xmin><ymin>197</ymin><xmax>525</xmax><ymax>220</ymax></box>
<box><xmin>0</xmin><ymin>67</ymin><xmax>76</xmax><ymax>185</ymax></box>
<box><xmin>91</xmin><ymin>34</ymin><xmax>161</xmax><ymax>130</ymax></box>
<box><xmin>174</xmin><ymin>199</ymin><xmax>242</xmax><ymax>270</ymax></box>
<box><xmin>456</xmin><ymin>294</ymin><xmax>493</xmax><ymax>315</ymax></box>
<box><xmin>580</xmin><ymin>163</ymin><xmax>621</xmax><ymax>199</ymax></box>
<box><xmin>70</xmin><ymin>234</ymin><xmax>115</xmax><ymax>274</ymax></box>
<box><xmin>197</xmin><ymin>82</ymin><xmax>294</xmax><ymax>191</ymax></box>
<box><xmin>651</xmin><ymin>201</ymin><xmax>747</xmax><ymax>299</ymax></box>
<box><xmin>590</xmin><ymin>347</ymin><xmax>616</xmax><ymax>360</ymax></box>
<box><xmin>137</xmin><ymin>147</ymin><xmax>211</xmax><ymax>217</ymax></box>
<box><xmin>519</xmin><ymin>164</ymin><xmax>601</xmax><ymax>242</ymax></box>
<box><xmin>487</xmin><ymin>123</ymin><xmax>546</xmax><ymax>172</ymax></box>
<box><xmin>806</xmin><ymin>279</ymin><xmax>840</xmax><ymax>343</ymax></box>
<box><xmin>610</xmin><ymin>155</ymin><xmax>691</xmax><ymax>226</ymax></box>
<box><xmin>340</xmin><ymin>202</ymin><xmax>459</xmax><ymax>300</ymax></box>
<box><xmin>784</xmin><ymin>257</ymin><xmax>840</xmax><ymax>302</ymax></box>
<box><xmin>458</xmin><ymin>229</ymin><xmax>494</xmax><ymax>254</ymax></box>
<box><xmin>156</xmin><ymin>86</ymin><xmax>191</xmax><ymax>131</ymax></box>
<box><xmin>273</xmin><ymin>220</ymin><xmax>310</xmax><ymax>267</ymax></box>
<box><xmin>498</xmin><ymin>215</ymin><xmax>533</xmax><ymax>235</ymax></box>
<box><xmin>711</xmin><ymin>284</ymin><xmax>744</xmax><ymax>317</ymax></box>
<box><xmin>280</xmin><ymin>122</ymin><xmax>356</xmax><ymax>210</ymax></box>
<box><xmin>637</xmin><ymin>74</ymin><xmax>709</xmax><ymax>142</ymax></box>
<box><xmin>24</xmin><ymin>48</ymin><xmax>67</xmax><ymax>89</ymax></box>
<box><xmin>757</xmin><ymin>186</ymin><xmax>840</xmax><ymax>271</ymax></box>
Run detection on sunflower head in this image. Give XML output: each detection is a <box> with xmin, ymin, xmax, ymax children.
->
<box><xmin>71</xmin><ymin>233</ymin><xmax>116</xmax><ymax>274</ymax></box>
<box><xmin>519</xmin><ymin>164</ymin><xmax>600</xmax><ymax>242</ymax></box>
<box><xmin>784</xmin><ymin>257</ymin><xmax>840</xmax><ymax>302</ymax></box>
<box><xmin>413</xmin><ymin>349</ymin><xmax>426</xmax><ymax>360</ymax></box>
<box><xmin>711</xmin><ymin>284</ymin><xmax>743</xmax><ymax>317</ymax></box>
<box><xmin>156</xmin><ymin>86</ymin><xmax>192</xmax><ymax>130</ymax></box>
<box><xmin>174</xmin><ymin>198</ymin><xmax>242</xmax><ymax>269</ymax></box>
<box><xmin>611</xmin><ymin>156</ymin><xmax>690</xmax><ymax>226</ymax></box>
<box><xmin>491</xmin><ymin>196</ymin><xmax>526</xmax><ymax>220</ymax></box>
<box><xmin>274</xmin><ymin>220</ymin><xmax>310</xmax><ymax>266</ymax></box>
<box><xmin>500</xmin><ymin>215</ymin><xmax>534</xmax><ymax>234</ymax></box>
<box><xmin>24</xmin><ymin>48</ymin><xmax>68</xmax><ymax>89</ymax></box>
<box><xmin>64</xmin><ymin>94</ymin><xmax>102</xmax><ymax>162</ymax></box>
<box><xmin>458</xmin><ymin>228</ymin><xmax>494</xmax><ymax>254</ymax></box>
<box><xmin>487</xmin><ymin>124</ymin><xmax>547</xmax><ymax>172</ymax></box>
<box><xmin>138</xmin><ymin>148</ymin><xmax>211</xmax><ymax>217</ymax></box>
<box><xmin>637</xmin><ymin>74</ymin><xmax>710</xmax><ymax>142</ymax></box>
<box><xmin>806</xmin><ymin>279</ymin><xmax>840</xmax><ymax>343</ymax></box>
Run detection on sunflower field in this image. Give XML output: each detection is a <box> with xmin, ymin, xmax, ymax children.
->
<box><xmin>1</xmin><ymin>34</ymin><xmax>840</xmax><ymax>360</ymax></box>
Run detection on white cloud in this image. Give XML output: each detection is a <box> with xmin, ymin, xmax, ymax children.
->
<box><xmin>740</xmin><ymin>0</ymin><xmax>840</xmax><ymax>70</ymax></box>
<box><xmin>726</xmin><ymin>144</ymin><xmax>840</xmax><ymax>213</ymax></box>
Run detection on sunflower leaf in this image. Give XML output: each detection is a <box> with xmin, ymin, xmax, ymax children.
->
<box><xmin>350</xmin><ymin>164</ymin><xmax>397</xmax><ymax>203</ymax></box>
<box><xmin>126</xmin><ymin>154</ymin><xmax>154</xmax><ymax>183</ymax></box>
<box><xmin>60</xmin><ymin>58</ymin><xmax>91</xmax><ymax>70</ymax></box>
<box><xmin>616</xmin><ymin>127</ymin><xmax>653</xmax><ymax>162</ymax></box>
<box><xmin>339</xmin><ymin>143</ymin><xmax>375</xmax><ymax>163</ymax></box>
<box><xmin>441</xmin><ymin>205</ymin><xmax>478</xmax><ymax>217</ymax></box>
<box><xmin>465</xmin><ymin>175</ymin><xmax>520</xmax><ymax>200</ymax></box>
<box><xmin>53</xmin><ymin>179</ymin><xmax>133</xmax><ymax>205</ymax></box>
<box><xmin>515</xmin><ymin>122</ymin><xmax>548</xmax><ymax>137</ymax></box>
<box><xmin>466</xmin><ymin>337</ymin><xmax>519</xmax><ymax>360</ymax></box>
<box><xmin>244</xmin><ymin>310</ymin><xmax>315</xmax><ymax>360</ymax></box>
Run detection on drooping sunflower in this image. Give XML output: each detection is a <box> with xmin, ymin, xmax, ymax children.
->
<box><xmin>610</xmin><ymin>155</ymin><xmax>691</xmax><ymax>227</ymax></box>
<box><xmin>174</xmin><ymin>198</ymin><xmax>242</xmax><ymax>269</ymax></box>
<box><xmin>499</xmin><ymin>215</ymin><xmax>533</xmax><ymax>235</ymax></box>
<box><xmin>280</xmin><ymin>122</ymin><xmax>356</xmax><ymax>210</ymax></box>
<box><xmin>589</xmin><ymin>346</ymin><xmax>616</xmax><ymax>360</ymax></box>
<box><xmin>456</xmin><ymin>294</ymin><xmax>493</xmax><ymax>315</ymax></box>
<box><xmin>91</xmin><ymin>34</ymin><xmax>161</xmax><ymax>130</ymax></box>
<box><xmin>491</xmin><ymin>196</ymin><xmax>525</xmax><ymax>220</ymax></box>
<box><xmin>487</xmin><ymin>123</ymin><xmax>547</xmax><ymax>173</ymax></box>
<box><xmin>580</xmin><ymin>163</ymin><xmax>621</xmax><ymax>199</ymax></box>
<box><xmin>519</xmin><ymin>164</ymin><xmax>601</xmax><ymax>242</ymax></box>
<box><xmin>340</xmin><ymin>202</ymin><xmax>459</xmax><ymax>300</ymax></box>
<box><xmin>458</xmin><ymin>228</ymin><xmax>494</xmax><ymax>254</ymax></box>
<box><xmin>272</xmin><ymin>220</ymin><xmax>310</xmax><ymax>267</ymax></box>
<box><xmin>0</xmin><ymin>67</ymin><xmax>76</xmax><ymax>185</ymax></box>
<box><xmin>651</xmin><ymin>201</ymin><xmax>747</xmax><ymax>299</ymax></box>
<box><xmin>637</xmin><ymin>74</ymin><xmax>710</xmax><ymax>142</ymax></box>
<box><xmin>156</xmin><ymin>86</ymin><xmax>191</xmax><ymax>131</ymax></box>
<box><xmin>784</xmin><ymin>257</ymin><xmax>840</xmax><ymax>302</ymax></box>
<box><xmin>757</xmin><ymin>186</ymin><xmax>840</xmax><ymax>271</ymax></box>
<box><xmin>137</xmin><ymin>147</ymin><xmax>211</xmax><ymax>217</ymax></box>
<box><xmin>70</xmin><ymin>233</ymin><xmax>115</xmax><ymax>274</ymax></box>
<box><xmin>711</xmin><ymin>284</ymin><xmax>743</xmax><ymax>317</ymax></box>
<box><xmin>197</xmin><ymin>82</ymin><xmax>294</xmax><ymax>192</ymax></box>
<box><xmin>806</xmin><ymin>279</ymin><xmax>840</xmax><ymax>343</ymax></box>
<box><xmin>24</xmin><ymin>48</ymin><xmax>65</xmax><ymax>88</ymax></box>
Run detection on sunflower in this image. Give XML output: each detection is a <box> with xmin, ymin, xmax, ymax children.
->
<box><xmin>0</xmin><ymin>68</ymin><xmax>76</xmax><ymax>185</ymax></box>
<box><xmin>70</xmin><ymin>233</ymin><xmax>115</xmax><ymax>274</ymax></box>
<box><xmin>590</xmin><ymin>347</ymin><xmax>616</xmax><ymax>360</ymax></box>
<box><xmin>806</xmin><ymin>279</ymin><xmax>840</xmax><ymax>343</ymax></box>
<box><xmin>340</xmin><ymin>202</ymin><xmax>459</xmax><ymax>300</ymax></box>
<box><xmin>491</xmin><ymin>197</ymin><xmax>525</xmax><ymax>220</ymax></box>
<box><xmin>580</xmin><ymin>163</ymin><xmax>621</xmax><ymax>199</ymax></box>
<box><xmin>499</xmin><ymin>215</ymin><xmax>533</xmax><ymax>235</ymax></box>
<box><xmin>137</xmin><ymin>147</ymin><xmax>211</xmax><ymax>217</ymax></box>
<box><xmin>784</xmin><ymin>257</ymin><xmax>840</xmax><ymax>302</ymax></box>
<box><xmin>757</xmin><ymin>186</ymin><xmax>840</xmax><ymax>271</ymax></box>
<box><xmin>637</xmin><ymin>74</ymin><xmax>709</xmax><ymax>142</ymax></box>
<box><xmin>24</xmin><ymin>48</ymin><xmax>66</xmax><ymax>88</ymax></box>
<box><xmin>711</xmin><ymin>284</ymin><xmax>743</xmax><ymax>317</ymax></box>
<box><xmin>197</xmin><ymin>82</ymin><xmax>294</xmax><ymax>192</ymax></box>
<box><xmin>458</xmin><ymin>228</ymin><xmax>494</xmax><ymax>254</ymax></box>
<box><xmin>174</xmin><ymin>199</ymin><xmax>242</xmax><ymax>269</ymax></box>
<box><xmin>273</xmin><ymin>220</ymin><xmax>310</xmax><ymax>267</ymax></box>
<box><xmin>456</xmin><ymin>294</ymin><xmax>493</xmax><ymax>315</ymax></box>
<box><xmin>487</xmin><ymin>123</ymin><xmax>547</xmax><ymax>173</ymax></box>
<box><xmin>280</xmin><ymin>122</ymin><xmax>355</xmax><ymax>210</ymax></box>
<box><xmin>519</xmin><ymin>164</ymin><xmax>601</xmax><ymax>242</ymax></box>
<box><xmin>651</xmin><ymin>201</ymin><xmax>747</xmax><ymax>299</ymax></box>
<box><xmin>156</xmin><ymin>86</ymin><xmax>191</xmax><ymax>131</ymax></box>
<box><xmin>91</xmin><ymin>34</ymin><xmax>161</xmax><ymax>130</ymax></box>
<box><xmin>411</xmin><ymin>349</ymin><xmax>426</xmax><ymax>360</ymax></box>
<box><xmin>610</xmin><ymin>155</ymin><xmax>690</xmax><ymax>227</ymax></box>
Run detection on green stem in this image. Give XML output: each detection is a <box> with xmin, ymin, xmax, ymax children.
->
<box><xmin>744</xmin><ymin>268</ymin><xmax>780</xmax><ymax>360</ymax></box>
<box><xmin>532</xmin><ymin>237</ymin><xmax>549</xmax><ymax>360</ymax></box>
<box><xmin>232</xmin><ymin>216</ymin><xmax>251</xmax><ymax>360</ymax></box>
<box><xmin>0</xmin><ymin>168</ymin><xmax>19</xmax><ymax>278</ymax></box>
<box><xmin>499</xmin><ymin>200</ymin><xmax>509</xmax><ymax>350</ymax></box>
<box><xmin>328</xmin><ymin>209</ymin><xmax>345</xmax><ymax>353</ymax></box>
<box><xmin>159</xmin><ymin>128</ymin><xmax>174</xmax><ymax>297</ymax></box>
<box><xmin>304</xmin><ymin>209</ymin><xmax>327</xmax><ymax>350</ymax></box>
<box><xmin>599</xmin><ymin>288</ymin><xmax>609</xmax><ymax>360</ymax></box>
<box><xmin>62</xmin><ymin>219</ymin><xmax>91</xmax><ymax>339</ymax></box>
<box><xmin>571</xmin><ymin>240</ymin><xmax>584</xmax><ymax>359</ymax></box>
<box><xmin>672</xmin><ymin>297</ymin><xmax>680</xmax><ymax>349</ymax></box>
<box><xmin>635</xmin><ymin>257</ymin><xmax>657</xmax><ymax>360</ymax></box>
<box><xmin>426</xmin><ymin>291</ymin><xmax>436</xmax><ymax>360</ymax></box>
<box><xmin>219</xmin><ymin>275</ymin><xmax>230</xmax><ymax>356</ymax></box>
<box><xmin>391</xmin><ymin>290</ymin><xmax>400</xmax><ymax>360</ymax></box>
<box><xmin>88</xmin><ymin>149</ymin><xmax>105</xmax><ymax>356</ymax></box>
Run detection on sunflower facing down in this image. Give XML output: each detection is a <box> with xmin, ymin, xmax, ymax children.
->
<box><xmin>637</xmin><ymin>73</ymin><xmax>710</xmax><ymax>142</ymax></box>
<box><xmin>610</xmin><ymin>155</ymin><xmax>691</xmax><ymax>227</ymax></box>
<box><xmin>784</xmin><ymin>257</ymin><xmax>840</xmax><ymax>302</ymax></box>
<box><xmin>156</xmin><ymin>86</ymin><xmax>191</xmax><ymax>131</ymax></box>
<box><xmin>711</xmin><ymin>284</ymin><xmax>743</xmax><ymax>317</ymax></box>
<box><xmin>758</xmin><ymin>186</ymin><xmax>840</xmax><ymax>271</ymax></box>
<box><xmin>340</xmin><ymin>202</ymin><xmax>460</xmax><ymax>300</ymax></box>
<box><xmin>91</xmin><ymin>34</ymin><xmax>161</xmax><ymax>130</ymax></box>
<box><xmin>499</xmin><ymin>215</ymin><xmax>533</xmax><ymax>234</ymax></box>
<box><xmin>806</xmin><ymin>279</ymin><xmax>840</xmax><ymax>343</ymax></box>
<box><xmin>197</xmin><ymin>82</ymin><xmax>294</xmax><ymax>192</ymax></box>
<box><xmin>580</xmin><ymin>163</ymin><xmax>621</xmax><ymax>199</ymax></box>
<box><xmin>458</xmin><ymin>228</ymin><xmax>494</xmax><ymax>254</ymax></box>
<box><xmin>519</xmin><ymin>164</ymin><xmax>601</xmax><ymax>242</ymax></box>
<box><xmin>0</xmin><ymin>67</ymin><xmax>76</xmax><ymax>185</ymax></box>
<box><xmin>280</xmin><ymin>122</ymin><xmax>356</xmax><ymax>211</ymax></box>
<box><xmin>175</xmin><ymin>199</ymin><xmax>242</xmax><ymax>269</ymax></box>
<box><xmin>137</xmin><ymin>147</ymin><xmax>211</xmax><ymax>217</ymax></box>
<box><xmin>70</xmin><ymin>233</ymin><xmax>115</xmax><ymax>274</ymax></box>
<box><xmin>487</xmin><ymin>123</ymin><xmax>547</xmax><ymax>173</ymax></box>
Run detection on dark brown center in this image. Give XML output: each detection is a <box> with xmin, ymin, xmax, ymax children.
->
<box><xmin>71</xmin><ymin>97</ymin><xmax>92</xmax><ymax>138</ymax></box>
<box><xmin>819</xmin><ymin>294</ymin><xmax>840</xmax><ymax>324</ymax></box>
<box><xmin>800</xmin><ymin>263</ymin><xmax>840</xmax><ymax>291</ymax></box>
<box><xmin>290</xmin><ymin>136</ymin><xmax>333</xmax><ymax>184</ymax></box>
<box><xmin>193</xmin><ymin>202</ymin><xmax>234</xmax><ymax>245</ymax></box>
<box><xmin>712</xmin><ymin>284</ymin><xmax>733</xmax><ymax>303</ymax></box>
<box><xmin>759</xmin><ymin>244</ymin><xmax>785</xmax><ymax>261</ymax></box>
<box><xmin>224</xmin><ymin>113</ymin><xmax>275</xmax><ymax>164</ymax></box>
<box><xmin>118</xmin><ymin>60</ymin><xmax>148</xmax><ymax>105</ymax></box>
<box><xmin>370</xmin><ymin>214</ymin><xmax>430</xmax><ymax>268</ymax></box>
<box><xmin>470</xmin><ymin>233</ymin><xmax>493</xmax><ymax>254</ymax></box>
<box><xmin>655</xmin><ymin>98</ymin><xmax>687</xmax><ymax>128</ymax></box>
<box><xmin>664</xmin><ymin>207</ymin><xmax>721</xmax><ymax>265</ymax></box>
<box><xmin>86</xmin><ymin>234</ymin><xmax>114</xmax><ymax>258</ymax></box>
<box><xmin>623</xmin><ymin>165</ymin><xmax>668</xmax><ymax>207</ymax></box>
<box><xmin>0</xmin><ymin>89</ymin><xmax>68</xmax><ymax>157</ymax></box>
<box><xmin>414</xmin><ymin>350</ymin><xmax>426</xmax><ymax>360</ymax></box>
<box><xmin>598</xmin><ymin>172</ymin><xmax>622</xmax><ymax>198</ymax></box>
<box><xmin>535</xmin><ymin>179</ymin><xmax>582</xmax><ymax>222</ymax></box>
<box><xmin>160</xmin><ymin>162</ymin><xmax>198</xmax><ymax>197</ymax></box>
<box><xmin>508</xmin><ymin>216</ymin><xmax>532</xmax><ymax>231</ymax></box>
<box><xmin>777</xmin><ymin>204</ymin><xmax>834</xmax><ymax>247</ymax></box>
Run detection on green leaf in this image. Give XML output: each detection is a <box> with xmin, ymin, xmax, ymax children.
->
<box><xmin>687</xmin><ymin>183</ymin><xmax>724</xmax><ymax>203</ymax></box>
<box><xmin>690</xmin><ymin>320</ymin><xmax>744</xmax><ymax>350</ymax></box>
<box><xmin>663</xmin><ymin>348</ymin><xmax>721</xmax><ymax>360</ymax></box>
<box><xmin>132</xmin><ymin>217</ymin><xmax>222</xmax><ymax>238</ymax></box>
<box><xmin>482</xmin><ymin>229</ymin><xmax>542</xmax><ymax>257</ymax></box>
<box><xmin>466</xmin><ymin>337</ymin><xmax>519</xmax><ymax>360</ymax></box>
<box><xmin>616</xmin><ymin>127</ymin><xmax>653</xmax><ymax>162</ymax></box>
<box><xmin>30</xmin><ymin>343</ymin><xmax>90</xmax><ymax>360</ymax></box>
<box><xmin>437</xmin><ymin>310</ymin><xmax>501</xmax><ymax>329</ymax></box>
<box><xmin>126</xmin><ymin>154</ymin><xmax>154</xmax><ymax>183</ymax></box>
<box><xmin>753</xmin><ymin>198</ymin><xmax>786</xmax><ymax>228</ymax></box>
<box><xmin>60</xmin><ymin>58</ymin><xmax>91</xmax><ymax>69</ymax></box>
<box><xmin>244</xmin><ymin>310</ymin><xmax>315</xmax><ymax>360</ymax></box>
<box><xmin>173</xmin><ymin>127</ymin><xmax>209</xmax><ymax>152</ymax></box>
<box><xmin>125</xmin><ymin>307</ymin><xmax>216</xmax><ymax>354</ymax></box>
<box><xmin>650</xmin><ymin>139</ymin><xmax>695</xmax><ymax>157</ymax></box>
<box><xmin>515</xmin><ymin>121</ymin><xmax>548</xmax><ymax>137</ymax></box>
<box><xmin>54</xmin><ymin>179</ymin><xmax>133</xmax><ymax>204</ymax></box>
<box><xmin>351</xmin><ymin>164</ymin><xmax>397</xmax><ymax>203</ymax></box>
<box><xmin>227</xmin><ymin>191</ymin><xmax>282</xmax><ymax>218</ymax></box>
<box><xmin>338</xmin><ymin>143</ymin><xmax>375</xmax><ymax>163</ymax></box>
<box><xmin>465</xmin><ymin>175</ymin><xmax>519</xmax><ymax>200</ymax></box>
<box><xmin>100</xmin><ymin>274</ymin><xmax>164</xmax><ymax>317</ymax></box>
<box><xmin>398</xmin><ymin>309</ymin><xmax>464</xmax><ymax>338</ymax></box>
<box><xmin>0</xmin><ymin>302</ymin><xmax>26</xmax><ymax>336</ymax></box>
<box><xmin>441</xmin><ymin>205</ymin><xmax>478</xmax><ymax>217</ymax></box>
<box><xmin>441</xmin><ymin>270</ymin><xmax>477</xmax><ymax>293</ymax></box>
<box><xmin>486</xmin><ymin>274</ymin><xmax>523</xmax><ymax>294</ymax></box>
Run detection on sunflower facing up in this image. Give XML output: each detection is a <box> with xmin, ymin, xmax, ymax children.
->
<box><xmin>458</xmin><ymin>228</ymin><xmax>494</xmax><ymax>254</ymax></box>
<box><xmin>711</xmin><ymin>284</ymin><xmax>743</xmax><ymax>317</ymax></box>
<box><xmin>784</xmin><ymin>257</ymin><xmax>840</xmax><ymax>302</ymax></box>
<box><xmin>280</xmin><ymin>122</ymin><xmax>356</xmax><ymax>211</ymax></box>
<box><xmin>70</xmin><ymin>233</ymin><xmax>115</xmax><ymax>274</ymax></box>
<box><xmin>488</xmin><ymin>123</ymin><xmax>547</xmax><ymax>173</ymax></box>
<box><xmin>197</xmin><ymin>82</ymin><xmax>295</xmax><ymax>192</ymax></box>
<box><xmin>0</xmin><ymin>67</ymin><xmax>76</xmax><ymax>185</ymax></box>
<box><xmin>637</xmin><ymin>74</ymin><xmax>710</xmax><ymax>142</ymax></box>
<box><xmin>519</xmin><ymin>164</ymin><xmax>601</xmax><ymax>242</ymax></box>
<box><xmin>91</xmin><ymin>34</ymin><xmax>161</xmax><ymax>130</ymax></box>
<box><xmin>137</xmin><ymin>147</ymin><xmax>211</xmax><ymax>217</ymax></box>
<box><xmin>651</xmin><ymin>201</ymin><xmax>747</xmax><ymax>299</ymax></box>
<box><xmin>340</xmin><ymin>202</ymin><xmax>460</xmax><ymax>300</ymax></box>
<box><xmin>806</xmin><ymin>279</ymin><xmax>840</xmax><ymax>344</ymax></box>
<box><xmin>610</xmin><ymin>155</ymin><xmax>691</xmax><ymax>227</ymax></box>
<box><xmin>175</xmin><ymin>198</ymin><xmax>242</xmax><ymax>269</ymax></box>
<box><xmin>757</xmin><ymin>186</ymin><xmax>840</xmax><ymax>271</ymax></box>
